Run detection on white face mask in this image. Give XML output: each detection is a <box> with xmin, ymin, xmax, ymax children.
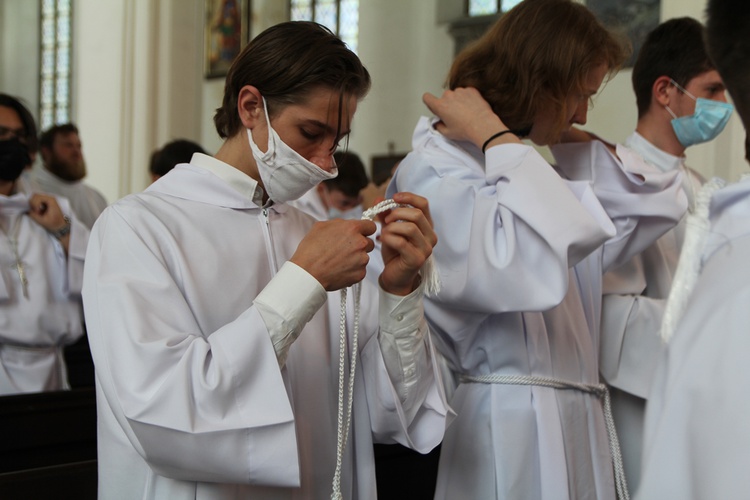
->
<box><xmin>248</xmin><ymin>98</ymin><xmax>338</xmax><ymax>204</ymax></box>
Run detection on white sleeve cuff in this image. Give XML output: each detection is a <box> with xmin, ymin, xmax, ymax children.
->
<box><xmin>254</xmin><ymin>261</ymin><xmax>327</xmax><ymax>366</ymax></box>
<box><xmin>377</xmin><ymin>284</ymin><xmax>428</xmax><ymax>400</ymax></box>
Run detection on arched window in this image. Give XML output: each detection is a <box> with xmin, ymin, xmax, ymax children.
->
<box><xmin>290</xmin><ymin>0</ymin><xmax>359</xmax><ymax>53</ymax></box>
<box><xmin>40</xmin><ymin>0</ymin><xmax>72</xmax><ymax>129</ymax></box>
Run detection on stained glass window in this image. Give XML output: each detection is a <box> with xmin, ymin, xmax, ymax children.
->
<box><xmin>468</xmin><ymin>0</ymin><xmax>523</xmax><ymax>16</ymax></box>
<box><xmin>290</xmin><ymin>0</ymin><xmax>359</xmax><ymax>53</ymax></box>
<box><xmin>40</xmin><ymin>0</ymin><xmax>72</xmax><ymax>129</ymax></box>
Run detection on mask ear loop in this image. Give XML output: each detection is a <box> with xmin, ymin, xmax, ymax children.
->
<box><xmin>330</xmin><ymin>199</ymin><xmax>441</xmax><ymax>500</ymax></box>
<box><xmin>665</xmin><ymin>78</ymin><xmax>699</xmax><ymax>121</ymax></box>
<box><xmin>669</xmin><ymin>78</ymin><xmax>698</xmax><ymax>100</ymax></box>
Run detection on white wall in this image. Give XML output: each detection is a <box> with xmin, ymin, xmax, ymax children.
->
<box><xmin>348</xmin><ymin>0</ymin><xmax>454</xmax><ymax>164</ymax></box>
<box><xmin>0</xmin><ymin>0</ymin><xmax>40</xmax><ymax>114</ymax></box>
<box><xmin>75</xmin><ymin>0</ymin><xmax>205</xmax><ymax>202</ymax></box>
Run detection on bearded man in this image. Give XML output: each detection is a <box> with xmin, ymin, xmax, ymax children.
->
<box><xmin>29</xmin><ymin>123</ymin><xmax>107</xmax><ymax>229</ymax></box>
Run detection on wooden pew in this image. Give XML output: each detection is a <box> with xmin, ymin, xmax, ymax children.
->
<box><xmin>0</xmin><ymin>388</ymin><xmax>97</xmax><ymax>499</ymax></box>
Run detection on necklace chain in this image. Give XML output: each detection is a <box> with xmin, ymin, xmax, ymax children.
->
<box><xmin>0</xmin><ymin>214</ymin><xmax>29</xmax><ymax>299</ymax></box>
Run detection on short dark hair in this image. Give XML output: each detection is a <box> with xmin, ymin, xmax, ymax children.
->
<box><xmin>632</xmin><ymin>17</ymin><xmax>714</xmax><ymax>118</ymax></box>
<box><xmin>0</xmin><ymin>94</ymin><xmax>38</xmax><ymax>153</ymax></box>
<box><xmin>706</xmin><ymin>0</ymin><xmax>750</xmax><ymax>161</ymax></box>
<box><xmin>149</xmin><ymin>139</ymin><xmax>206</xmax><ymax>177</ymax></box>
<box><xmin>214</xmin><ymin>21</ymin><xmax>371</xmax><ymax>140</ymax></box>
<box><xmin>325</xmin><ymin>151</ymin><xmax>369</xmax><ymax>198</ymax></box>
<box><xmin>39</xmin><ymin>123</ymin><xmax>79</xmax><ymax>150</ymax></box>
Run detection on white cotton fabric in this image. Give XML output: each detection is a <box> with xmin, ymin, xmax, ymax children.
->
<box><xmin>0</xmin><ymin>192</ymin><xmax>88</xmax><ymax>394</ymax></box>
<box><xmin>386</xmin><ymin>117</ymin><xmax>687</xmax><ymax>500</ymax></box>
<box><xmin>83</xmin><ymin>153</ymin><xmax>450</xmax><ymax>500</ymax></box>
<box><xmin>287</xmin><ymin>188</ymin><xmax>328</xmax><ymax>221</ymax></box>
<box><xmin>25</xmin><ymin>165</ymin><xmax>108</xmax><ymax>229</ymax></box>
<box><xmin>598</xmin><ymin>131</ymin><xmax>705</xmax><ymax>492</ymax></box>
<box><xmin>636</xmin><ymin>176</ymin><xmax>750</xmax><ymax>500</ymax></box>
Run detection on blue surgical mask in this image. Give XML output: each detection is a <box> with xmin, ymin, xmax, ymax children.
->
<box><xmin>665</xmin><ymin>79</ymin><xmax>734</xmax><ymax>147</ymax></box>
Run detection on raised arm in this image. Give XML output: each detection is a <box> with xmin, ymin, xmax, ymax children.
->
<box><xmin>389</xmin><ymin>89</ymin><xmax>616</xmax><ymax>314</ymax></box>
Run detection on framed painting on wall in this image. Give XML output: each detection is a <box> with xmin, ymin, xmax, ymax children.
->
<box><xmin>204</xmin><ymin>0</ymin><xmax>250</xmax><ymax>79</ymax></box>
<box><xmin>586</xmin><ymin>0</ymin><xmax>661</xmax><ymax>67</ymax></box>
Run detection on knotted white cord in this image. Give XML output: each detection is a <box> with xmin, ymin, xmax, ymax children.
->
<box><xmin>330</xmin><ymin>199</ymin><xmax>440</xmax><ymax>499</ymax></box>
<box><xmin>460</xmin><ymin>373</ymin><xmax>630</xmax><ymax>500</ymax></box>
<box><xmin>660</xmin><ymin>177</ymin><xmax>725</xmax><ymax>343</ymax></box>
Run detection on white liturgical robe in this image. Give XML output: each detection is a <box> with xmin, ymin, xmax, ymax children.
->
<box><xmin>83</xmin><ymin>154</ymin><xmax>449</xmax><ymax>500</ymax></box>
<box><xmin>26</xmin><ymin>165</ymin><xmax>107</xmax><ymax>229</ymax></box>
<box><xmin>0</xmin><ymin>192</ymin><xmax>88</xmax><ymax>394</ymax></box>
<box><xmin>599</xmin><ymin>131</ymin><xmax>705</xmax><ymax>492</ymax></box>
<box><xmin>636</xmin><ymin>176</ymin><xmax>750</xmax><ymax>500</ymax></box>
<box><xmin>288</xmin><ymin>187</ymin><xmax>327</xmax><ymax>221</ymax></box>
<box><xmin>387</xmin><ymin>117</ymin><xmax>687</xmax><ymax>500</ymax></box>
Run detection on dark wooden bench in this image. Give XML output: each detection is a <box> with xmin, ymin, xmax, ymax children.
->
<box><xmin>0</xmin><ymin>388</ymin><xmax>97</xmax><ymax>499</ymax></box>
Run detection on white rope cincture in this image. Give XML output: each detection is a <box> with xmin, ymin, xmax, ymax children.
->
<box><xmin>459</xmin><ymin>373</ymin><xmax>630</xmax><ymax>500</ymax></box>
<box><xmin>660</xmin><ymin>177</ymin><xmax>725</xmax><ymax>343</ymax></box>
<box><xmin>330</xmin><ymin>198</ymin><xmax>441</xmax><ymax>500</ymax></box>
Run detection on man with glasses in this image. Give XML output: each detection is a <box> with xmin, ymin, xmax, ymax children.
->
<box><xmin>0</xmin><ymin>93</ymin><xmax>89</xmax><ymax>394</ymax></box>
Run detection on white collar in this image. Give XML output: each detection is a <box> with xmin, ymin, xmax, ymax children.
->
<box><xmin>624</xmin><ymin>131</ymin><xmax>684</xmax><ymax>173</ymax></box>
<box><xmin>189</xmin><ymin>153</ymin><xmax>266</xmax><ymax>207</ymax></box>
<box><xmin>0</xmin><ymin>191</ymin><xmax>30</xmax><ymax>214</ymax></box>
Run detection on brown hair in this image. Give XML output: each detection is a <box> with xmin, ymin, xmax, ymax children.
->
<box><xmin>214</xmin><ymin>21</ymin><xmax>371</xmax><ymax>139</ymax></box>
<box><xmin>448</xmin><ymin>0</ymin><xmax>628</xmax><ymax>141</ymax></box>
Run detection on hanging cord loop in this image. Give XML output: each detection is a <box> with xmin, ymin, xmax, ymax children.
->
<box><xmin>330</xmin><ymin>199</ymin><xmax>441</xmax><ymax>499</ymax></box>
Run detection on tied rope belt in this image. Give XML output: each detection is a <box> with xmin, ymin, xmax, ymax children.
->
<box><xmin>459</xmin><ymin>373</ymin><xmax>630</xmax><ymax>500</ymax></box>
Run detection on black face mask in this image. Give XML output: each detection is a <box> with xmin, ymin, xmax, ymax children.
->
<box><xmin>0</xmin><ymin>138</ymin><xmax>30</xmax><ymax>182</ymax></box>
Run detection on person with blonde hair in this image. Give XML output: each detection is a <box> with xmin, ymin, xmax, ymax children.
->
<box><xmin>386</xmin><ymin>0</ymin><xmax>688</xmax><ymax>498</ymax></box>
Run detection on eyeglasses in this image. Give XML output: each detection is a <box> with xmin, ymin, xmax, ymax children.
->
<box><xmin>0</xmin><ymin>125</ymin><xmax>27</xmax><ymax>142</ymax></box>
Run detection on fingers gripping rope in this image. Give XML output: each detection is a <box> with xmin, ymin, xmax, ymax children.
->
<box><xmin>361</xmin><ymin>199</ymin><xmax>442</xmax><ymax>297</ymax></box>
